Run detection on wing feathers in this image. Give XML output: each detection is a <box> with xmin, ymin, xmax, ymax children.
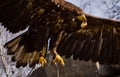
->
<box><xmin>1</xmin><ymin>0</ymin><xmax>120</xmax><ymax>67</ymax></box>
<box><xmin>64</xmin><ymin>33</ymin><xmax>79</xmax><ymax>58</ymax></box>
<box><xmin>57</xmin><ymin>25</ymin><xmax>120</xmax><ymax>65</ymax></box>
<box><xmin>57</xmin><ymin>33</ymin><xmax>72</xmax><ymax>56</ymax></box>
<box><xmin>5</xmin><ymin>27</ymin><xmax>47</xmax><ymax>68</ymax></box>
<box><xmin>66</xmin><ymin>14</ymin><xmax>120</xmax><ymax>64</ymax></box>
<box><xmin>16</xmin><ymin>50</ymin><xmax>26</xmax><ymax>68</ymax></box>
<box><xmin>11</xmin><ymin>46</ymin><xmax>24</xmax><ymax>62</ymax></box>
<box><xmin>0</xmin><ymin>0</ymin><xmax>29</xmax><ymax>33</ymax></box>
<box><xmin>29</xmin><ymin>51</ymin><xmax>39</xmax><ymax>67</ymax></box>
<box><xmin>73</xmin><ymin>31</ymin><xmax>86</xmax><ymax>60</ymax></box>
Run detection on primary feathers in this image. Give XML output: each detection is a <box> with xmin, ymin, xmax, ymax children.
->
<box><xmin>0</xmin><ymin>0</ymin><xmax>120</xmax><ymax>68</ymax></box>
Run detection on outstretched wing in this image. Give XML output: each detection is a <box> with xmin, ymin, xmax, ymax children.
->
<box><xmin>57</xmin><ymin>14</ymin><xmax>120</xmax><ymax>65</ymax></box>
<box><xmin>0</xmin><ymin>0</ymin><xmax>31</xmax><ymax>33</ymax></box>
<box><xmin>0</xmin><ymin>0</ymin><xmax>84</xmax><ymax>33</ymax></box>
<box><xmin>0</xmin><ymin>0</ymin><xmax>85</xmax><ymax>67</ymax></box>
<box><xmin>1</xmin><ymin>0</ymin><xmax>120</xmax><ymax>68</ymax></box>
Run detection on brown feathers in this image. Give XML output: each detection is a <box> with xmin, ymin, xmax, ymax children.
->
<box><xmin>1</xmin><ymin>0</ymin><xmax>120</xmax><ymax>68</ymax></box>
<box><xmin>4</xmin><ymin>27</ymin><xmax>47</xmax><ymax>68</ymax></box>
<box><xmin>5</xmin><ymin>35</ymin><xmax>22</xmax><ymax>55</ymax></box>
<box><xmin>57</xmin><ymin>25</ymin><xmax>120</xmax><ymax>65</ymax></box>
<box><xmin>11</xmin><ymin>46</ymin><xmax>24</xmax><ymax>62</ymax></box>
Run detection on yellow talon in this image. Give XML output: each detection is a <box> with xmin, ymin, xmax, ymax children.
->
<box><xmin>39</xmin><ymin>56</ymin><xmax>47</xmax><ymax>67</ymax></box>
<box><xmin>52</xmin><ymin>54</ymin><xmax>65</xmax><ymax>65</ymax></box>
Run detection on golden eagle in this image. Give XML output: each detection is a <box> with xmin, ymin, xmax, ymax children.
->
<box><xmin>0</xmin><ymin>0</ymin><xmax>120</xmax><ymax>68</ymax></box>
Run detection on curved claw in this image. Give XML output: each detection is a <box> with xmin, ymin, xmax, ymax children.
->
<box><xmin>52</xmin><ymin>54</ymin><xmax>65</xmax><ymax>65</ymax></box>
<box><xmin>39</xmin><ymin>56</ymin><xmax>47</xmax><ymax>67</ymax></box>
